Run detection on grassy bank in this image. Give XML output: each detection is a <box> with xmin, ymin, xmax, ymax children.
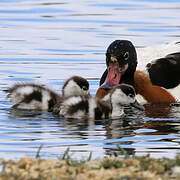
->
<box><xmin>0</xmin><ymin>152</ymin><xmax>180</xmax><ymax>180</ymax></box>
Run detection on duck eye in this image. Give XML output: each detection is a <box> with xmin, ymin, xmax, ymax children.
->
<box><xmin>82</xmin><ymin>86</ymin><xmax>88</xmax><ymax>91</ymax></box>
<box><xmin>124</xmin><ymin>52</ymin><xmax>129</xmax><ymax>60</ymax></box>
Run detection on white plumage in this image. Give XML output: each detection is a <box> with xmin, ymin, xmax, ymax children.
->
<box><xmin>137</xmin><ymin>41</ymin><xmax>180</xmax><ymax>71</ymax></box>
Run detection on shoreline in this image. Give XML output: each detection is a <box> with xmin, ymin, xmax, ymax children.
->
<box><xmin>0</xmin><ymin>155</ymin><xmax>180</xmax><ymax>180</ymax></box>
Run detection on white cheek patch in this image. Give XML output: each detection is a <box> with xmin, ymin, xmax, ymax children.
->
<box><xmin>111</xmin><ymin>89</ymin><xmax>123</xmax><ymax>104</ymax></box>
<box><xmin>111</xmin><ymin>88</ymin><xmax>135</xmax><ymax>105</ymax></box>
<box><xmin>63</xmin><ymin>80</ymin><xmax>82</xmax><ymax>97</ymax></box>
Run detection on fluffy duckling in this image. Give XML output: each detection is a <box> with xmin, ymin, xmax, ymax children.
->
<box><xmin>5</xmin><ymin>83</ymin><xmax>61</xmax><ymax>111</ymax></box>
<box><xmin>59</xmin><ymin>84</ymin><xmax>144</xmax><ymax>119</ymax></box>
<box><xmin>5</xmin><ymin>76</ymin><xmax>89</xmax><ymax>111</ymax></box>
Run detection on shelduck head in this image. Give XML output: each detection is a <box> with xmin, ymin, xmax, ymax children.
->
<box><xmin>146</xmin><ymin>52</ymin><xmax>180</xmax><ymax>89</ymax></box>
<box><xmin>100</xmin><ymin>40</ymin><xmax>137</xmax><ymax>88</ymax></box>
<box><xmin>62</xmin><ymin>76</ymin><xmax>89</xmax><ymax>97</ymax></box>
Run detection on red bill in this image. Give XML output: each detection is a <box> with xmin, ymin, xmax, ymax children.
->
<box><xmin>101</xmin><ymin>63</ymin><xmax>121</xmax><ymax>89</ymax></box>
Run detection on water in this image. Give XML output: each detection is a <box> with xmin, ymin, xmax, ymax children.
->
<box><xmin>0</xmin><ymin>0</ymin><xmax>180</xmax><ymax>160</ymax></box>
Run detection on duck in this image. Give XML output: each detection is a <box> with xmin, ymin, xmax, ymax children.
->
<box><xmin>5</xmin><ymin>76</ymin><xmax>90</xmax><ymax>111</ymax></box>
<box><xmin>59</xmin><ymin>84</ymin><xmax>144</xmax><ymax>120</ymax></box>
<box><xmin>97</xmin><ymin>40</ymin><xmax>179</xmax><ymax>104</ymax></box>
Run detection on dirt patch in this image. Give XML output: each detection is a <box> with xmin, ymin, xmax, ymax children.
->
<box><xmin>0</xmin><ymin>156</ymin><xmax>180</xmax><ymax>180</ymax></box>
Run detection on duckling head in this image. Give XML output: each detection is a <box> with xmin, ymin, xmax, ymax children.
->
<box><xmin>62</xmin><ymin>76</ymin><xmax>89</xmax><ymax>97</ymax></box>
<box><xmin>110</xmin><ymin>84</ymin><xmax>144</xmax><ymax>110</ymax></box>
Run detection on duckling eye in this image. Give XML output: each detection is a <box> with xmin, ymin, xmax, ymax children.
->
<box><xmin>82</xmin><ymin>86</ymin><xmax>88</xmax><ymax>91</ymax></box>
<box><xmin>124</xmin><ymin>52</ymin><xmax>129</xmax><ymax>60</ymax></box>
<box><xmin>129</xmin><ymin>94</ymin><xmax>134</xmax><ymax>98</ymax></box>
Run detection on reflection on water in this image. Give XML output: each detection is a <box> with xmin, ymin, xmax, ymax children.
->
<box><xmin>1</xmin><ymin>105</ymin><xmax>179</xmax><ymax>160</ymax></box>
<box><xmin>0</xmin><ymin>0</ymin><xmax>180</xmax><ymax>160</ymax></box>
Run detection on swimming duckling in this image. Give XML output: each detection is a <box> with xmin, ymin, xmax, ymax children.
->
<box><xmin>59</xmin><ymin>84</ymin><xmax>144</xmax><ymax>119</ymax></box>
<box><xmin>5</xmin><ymin>76</ymin><xmax>89</xmax><ymax>111</ymax></box>
<box><xmin>5</xmin><ymin>83</ymin><xmax>61</xmax><ymax>111</ymax></box>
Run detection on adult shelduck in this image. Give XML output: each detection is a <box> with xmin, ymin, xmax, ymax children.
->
<box><xmin>97</xmin><ymin>40</ymin><xmax>179</xmax><ymax>104</ymax></box>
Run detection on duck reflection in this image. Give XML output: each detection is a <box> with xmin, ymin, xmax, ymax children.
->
<box><xmin>144</xmin><ymin>103</ymin><xmax>172</xmax><ymax>118</ymax></box>
<box><xmin>6</xmin><ymin>103</ymin><xmax>180</xmax><ymax>159</ymax></box>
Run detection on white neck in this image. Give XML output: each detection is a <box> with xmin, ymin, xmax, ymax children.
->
<box><xmin>111</xmin><ymin>104</ymin><xmax>124</xmax><ymax>118</ymax></box>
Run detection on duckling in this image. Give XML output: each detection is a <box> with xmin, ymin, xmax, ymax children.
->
<box><xmin>59</xmin><ymin>84</ymin><xmax>144</xmax><ymax>119</ymax></box>
<box><xmin>5</xmin><ymin>76</ymin><xmax>89</xmax><ymax>111</ymax></box>
<box><xmin>5</xmin><ymin>83</ymin><xmax>61</xmax><ymax>111</ymax></box>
